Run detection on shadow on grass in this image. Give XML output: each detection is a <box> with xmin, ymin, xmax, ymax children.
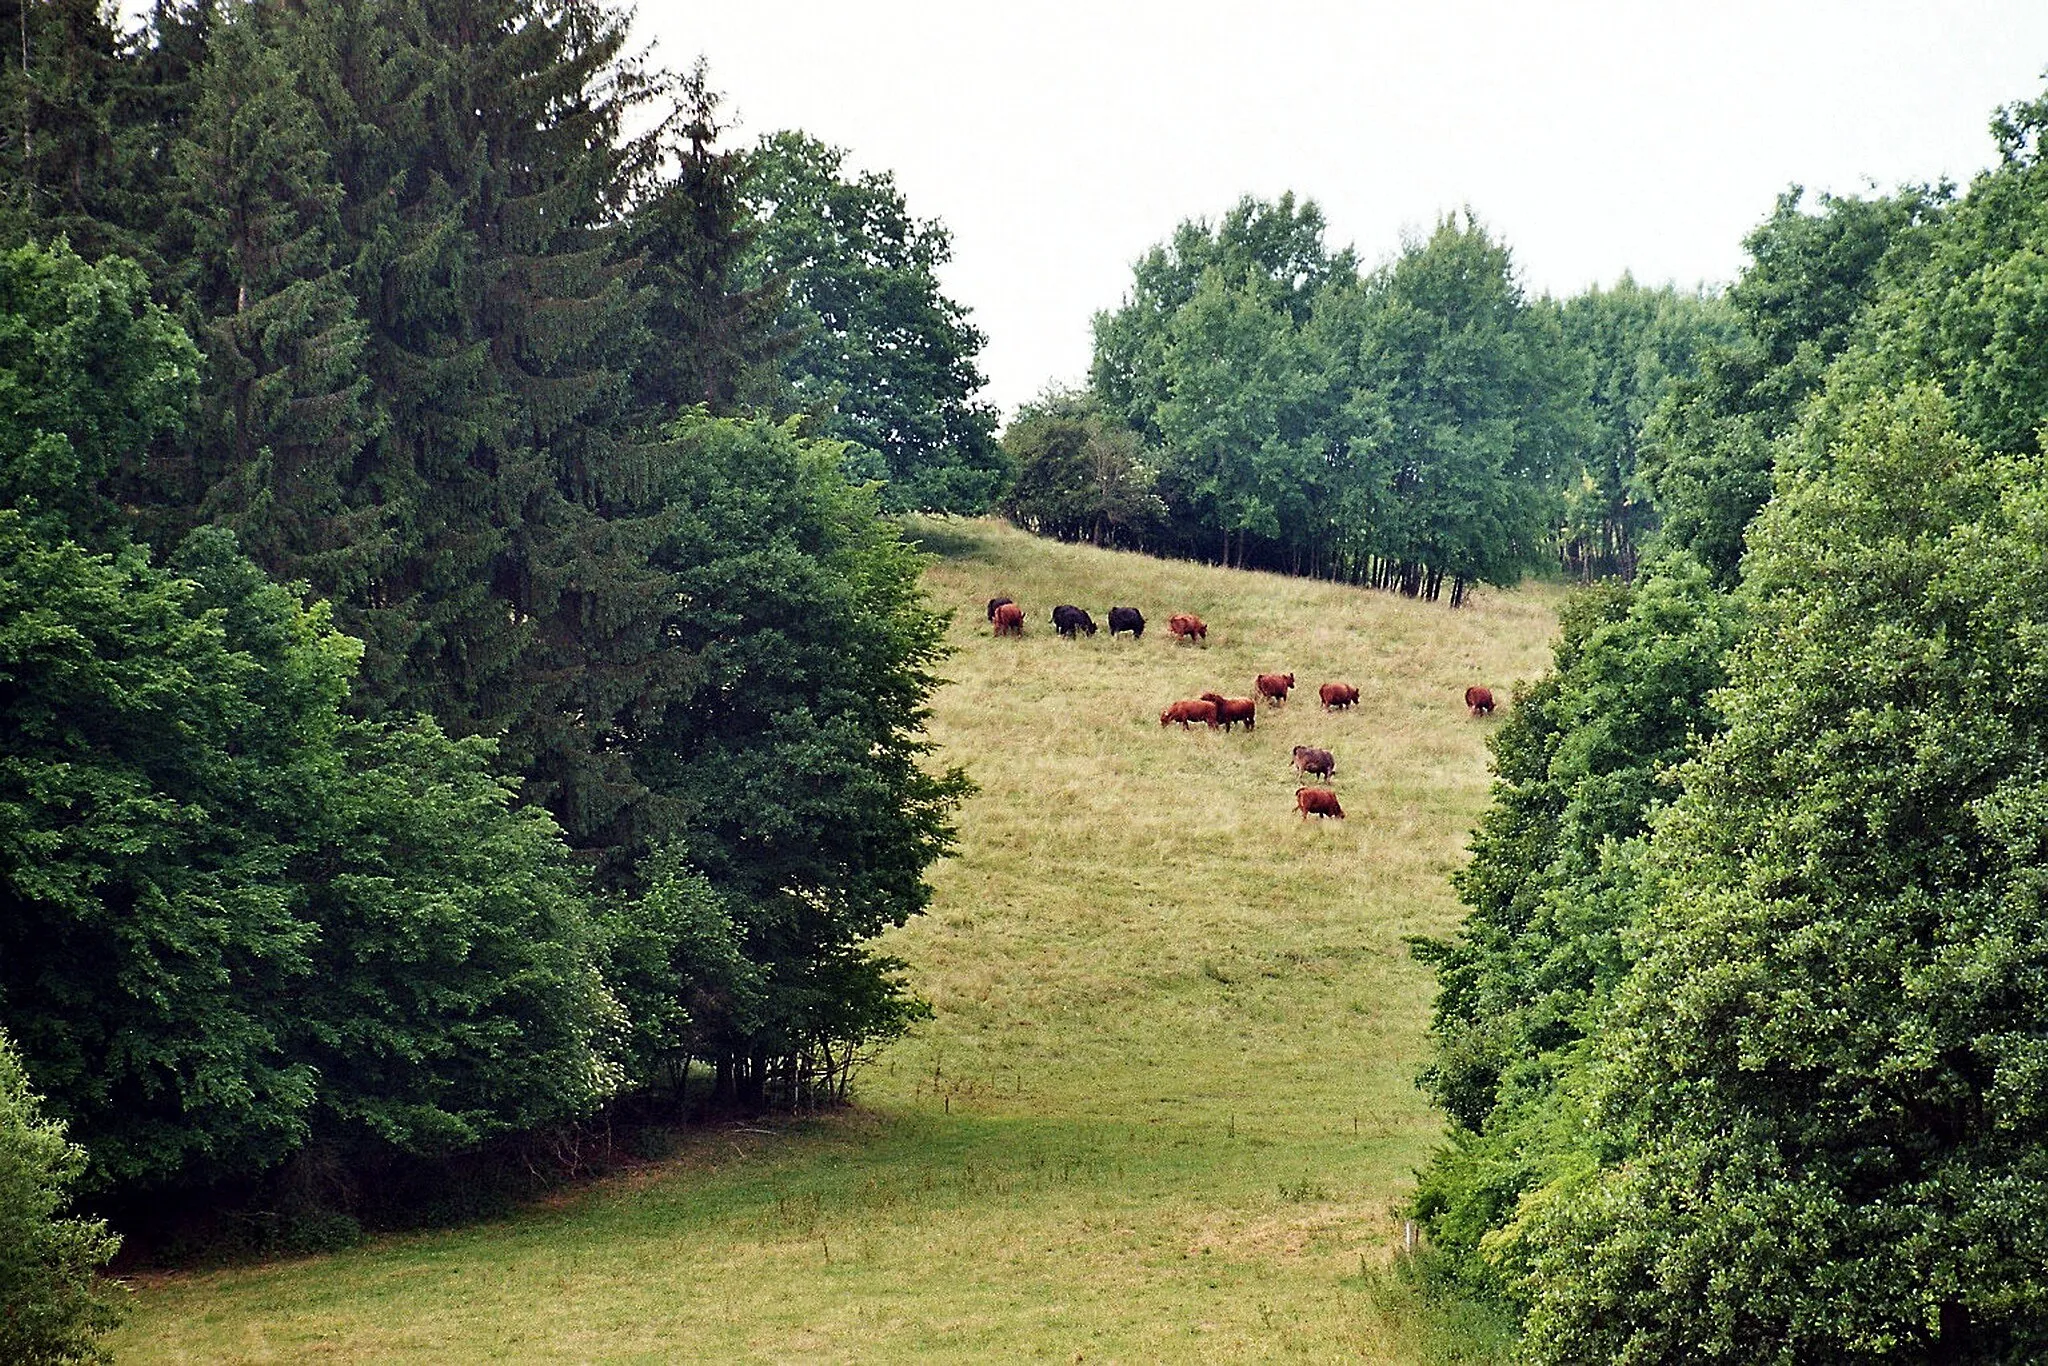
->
<box><xmin>895</xmin><ymin>514</ymin><xmax>992</xmax><ymax>561</ymax></box>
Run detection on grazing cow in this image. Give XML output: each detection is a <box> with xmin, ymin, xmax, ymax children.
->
<box><xmin>1108</xmin><ymin>606</ymin><xmax>1145</xmax><ymax>640</ymax></box>
<box><xmin>1051</xmin><ymin>604</ymin><xmax>1098</xmax><ymax>639</ymax></box>
<box><xmin>1319</xmin><ymin>682</ymin><xmax>1359</xmax><ymax>711</ymax></box>
<box><xmin>986</xmin><ymin>595</ymin><xmax>1014</xmax><ymax>621</ymax></box>
<box><xmin>1256</xmin><ymin>672</ymin><xmax>1296</xmax><ymax>705</ymax></box>
<box><xmin>1296</xmin><ymin>787</ymin><xmax>1345</xmax><ymax>819</ymax></box>
<box><xmin>1291</xmin><ymin>746</ymin><xmax>1336</xmax><ymax>783</ymax></box>
<box><xmin>1159</xmin><ymin>698</ymin><xmax>1220</xmax><ymax>729</ymax></box>
<box><xmin>1168</xmin><ymin>613</ymin><xmax>1207</xmax><ymax>643</ymax></box>
<box><xmin>1199</xmin><ymin>693</ymin><xmax>1257</xmax><ymax>732</ymax></box>
<box><xmin>993</xmin><ymin>602</ymin><xmax>1026</xmax><ymax>636</ymax></box>
<box><xmin>1465</xmin><ymin>685</ymin><xmax>1496</xmax><ymax>717</ymax></box>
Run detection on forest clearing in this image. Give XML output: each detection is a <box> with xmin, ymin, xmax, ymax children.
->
<box><xmin>109</xmin><ymin>519</ymin><xmax>1560</xmax><ymax>1363</ymax></box>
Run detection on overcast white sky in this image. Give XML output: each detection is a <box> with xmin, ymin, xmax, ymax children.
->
<box><xmin>636</xmin><ymin>2</ymin><xmax>2048</xmax><ymax>418</ymax></box>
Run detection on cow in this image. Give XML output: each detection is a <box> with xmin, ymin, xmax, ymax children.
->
<box><xmin>986</xmin><ymin>595</ymin><xmax>1014</xmax><ymax>622</ymax></box>
<box><xmin>1296</xmin><ymin>787</ymin><xmax>1345</xmax><ymax>819</ymax></box>
<box><xmin>1465</xmin><ymin>685</ymin><xmax>1496</xmax><ymax>717</ymax></box>
<box><xmin>992</xmin><ymin>602</ymin><xmax>1026</xmax><ymax>637</ymax></box>
<box><xmin>1168</xmin><ymin>613</ymin><xmax>1207</xmax><ymax>644</ymax></box>
<box><xmin>1256</xmin><ymin>672</ymin><xmax>1296</xmax><ymax>705</ymax></box>
<box><xmin>1108</xmin><ymin>606</ymin><xmax>1145</xmax><ymax>640</ymax></box>
<box><xmin>1291</xmin><ymin>746</ymin><xmax>1335</xmax><ymax>783</ymax></box>
<box><xmin>1159</xmin><ymin>698</ymin><xmax>1220</xmax><ymax>729</ymax></box>
<box><xmin>1051</xmin><ymin>604</ymin><xmax>1098</xmax><ymax>639</ymax></box>
<box><xmin>1199</xmin><ymin>693</ymin><xmax>1257</xmax><ymax>732</ymax></box>
<box><xmin>1319</xmin><ymin>682</ymin><xmax>1359</xmax><ymax>711</ymax></box>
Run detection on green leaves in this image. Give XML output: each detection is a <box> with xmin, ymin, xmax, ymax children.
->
<box><xmin>0</xmin><ymin>1029</ymin><xmax>123</xmax><ymax>1366</ymax></box>
<box><xmin>742</xmin><ymin>132</ymin><xmax>1005</xmax><ymax>514</ymax></box>
<box><xmin>630</xmin><ymin>413</ymin><xmax>971</xmax><ymax>1075</ymax></box>
<box><xmin>0</xmin><ymin>241</ymin><xmax>196</xmax><ymax>546</ymax></box>
<box><xmin>1086</xmin><ymin>201</ymin><xmax>1592</xmax><ymax>591</ymax></box>
<box><xmin>1512</xmin><ymin>389</ymin><xmax>2048</xmax><ymax>1363</ymax></box>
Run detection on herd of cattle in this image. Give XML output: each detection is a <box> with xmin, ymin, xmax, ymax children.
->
<box><xmin>984</xmin><ymin>596</ymin><xmax>1500</xmax><ymax>821</ymax></box>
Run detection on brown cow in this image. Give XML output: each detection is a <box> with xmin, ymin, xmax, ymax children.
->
<box><xmin>1296</xmin><ymin>787</ymin><xmax>1345</xmax><ymax>819</ymax></box>
<box><xmin>1291</xmin><ymin>746</ymin><xmax>1335</xmax><ymax>783</ymax></box>
<box><xmin>1256</xmin><ymin>672</ymin><xmax>1296</xmax><ymax>704</ymax></box>
<box><xmin>993</xmin><ymin>602</ymin><xmax>1026</xmax><ymax>637</ymax></box>
<box><xmin>986</xmin><ymin>595</ymin><xmax>1014</xmax><ymax>621</ymax></box>
<box><xmin>1159</xmin><ymin>698</ymin><xmax>1220</xmax><ymax>729</ymax></box>
<box><xmin>1199</xmin><ymin>693</ymin><xmax>1257</xmax><ymax>732</ymax></box>
<box><xmin>1465</xmin><ymin>685</ymin><xmax>1496</xmax><ymax>717</ymax></box>
<box><xmin>1167</xmin><ymin>613</ymin><xmax>1207</xmax><ymax>643</ymax></box>
<box><xmin>1319</xmin><ymin>682</ymin><xmax>1359</xmax><ymax>711</ymax></box>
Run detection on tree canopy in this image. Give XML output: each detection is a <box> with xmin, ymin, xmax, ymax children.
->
<box><xmin>1414</xmin><ymin>82</ymin><xmax>2048</xmax><ymax>1363</ymax></box>
<box><xmin>0</xmin><ymin>0</ymin><xmax>973</xmax><ymax>1255</ymax></box>
<box><xmin>742</xmin><ymin>131</ymin><xmax>1006</xmax><ymax>513</ymax></box>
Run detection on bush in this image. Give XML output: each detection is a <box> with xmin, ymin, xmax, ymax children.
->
<box><xmin>0</xmin><ymin>1031</ymin><xmax>123</xmax><ymax>1365</ymax></box>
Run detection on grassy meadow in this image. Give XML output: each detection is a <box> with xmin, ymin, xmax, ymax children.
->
<box><xmin>112</xmin><ymin>519</ymin><xmax>1563</xmax><ymax>1363</ymax></box>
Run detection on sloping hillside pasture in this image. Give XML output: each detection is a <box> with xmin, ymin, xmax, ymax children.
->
<box><xmin>113</xmin><ymin>519</ymin><xmax>1560</xmax><ymax>1362</ymax></box>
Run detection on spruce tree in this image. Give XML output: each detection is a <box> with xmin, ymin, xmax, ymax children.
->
<box><xmin>156</xmin><ymin>1</ymin><xmax>379</xmax><ymax>589</ymax></box>
<box><xmin>626</xmin><ymin>59</ymin><xmax>791</xmax><ymax>421</ymax></box>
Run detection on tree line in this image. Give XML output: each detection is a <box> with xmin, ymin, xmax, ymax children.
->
<box><xmin>1002</xmin><ymin>194</ymin><xmax>1736</xmax><ymax>603</ymax></box>
<box><xmin>0</xmin><ymin>0</ymin><xmax>1000</xmax><ymax>1353</ymax></box>
<box><xmin>1411</xmin><ymin>88</ymin><xmax>2048</xmax><ymax>1362</ymax></box>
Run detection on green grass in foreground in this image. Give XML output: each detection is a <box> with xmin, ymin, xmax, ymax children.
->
<box><xmin>112</xmin><ymin>519</ymin><xmax>1560</xmax><ymax>1363</ymax></box>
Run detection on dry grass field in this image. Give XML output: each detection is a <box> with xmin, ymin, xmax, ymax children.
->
<box><xmin>111</xmin><ymin>518</ymin><xmax>1563</xmax><ymax>1363</ymax></box>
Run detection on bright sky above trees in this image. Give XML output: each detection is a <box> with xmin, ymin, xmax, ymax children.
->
<box><xmin>642</xmin><ymin>1</ymin><xmax>2048</xmax><ymax>416</ymax></box>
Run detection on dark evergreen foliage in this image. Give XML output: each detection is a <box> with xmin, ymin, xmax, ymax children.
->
<box><xmin>0</xmin><ymin>0</ymin><xmax>974</xmax><ymax>1225</ymax></box>
<box><xmin>625</xmin><ymin>60</ymin><xmax>793</xmax><ymax>421</ymax></box>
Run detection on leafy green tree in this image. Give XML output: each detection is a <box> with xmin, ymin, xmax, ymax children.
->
<box><xmin>1558</xmin><ymin>278</ymin><xmax>1738</xmax><ymax>578</ymax></box>
<box><xmin>743</xmin><ymin>131</ymin><xmax>1004</xmax><ymax>512</ymax></box>
<box><xmin>1092</xmin><ymin>192</ymin><xmax>1355</xmax><ymax>446</ymax></box>
<box><xmin>298</xmin><ymin>714</ymin><xmax>618</xmax><ymax>1155</ymax></box>
<box><xmin>1828</xmin><ymin>90</ymin><xmax>2048</xmax><ymax>462</ymax></box>
<box><xmin>0</xmin><ymin>1029</ymin><xmax>123</xmax><ymax>1366</ymax></box>
<box><xmin>1354</xmin><ymin>214</ymin><xmax>1588</xmax><ymax>602</ymax></box>
<box><xmin>0</xmin><ymin>517</ymin><xmax>619</xmax><ymax>1189</ymax></box>
<box><xmin>627</xmin><ymin>411</ymin><xmax>969</xmax><ymax>1101</ymax></box>
<box><xmin>597</xmin><ymin>851</ymin><xmax>761</xmax><ymax>1094</ymax></box>
<box><xmin>0</xmin><ymin>233</ymin><xmax>615</xmax><ymax>1187</ymax></box>
<box><xmin>1154</xmin><ymin>267</ymin><xmax>1327</xmax><ymax>567</ymax></box>
<box><xmin>0</xmin><ymin>240</ymin><xmax>198</xmax><ymax>546</ymax></box>
<box><xmin>1083</xmin><ymin>200</ymin><xmax>1584</xmax><ymax>593</ymax></box>
<box><xmin>0</xmin><ymin>516</ymin><xmax>328</xmax><ymax>1187</ymax></box>
<box><xmin>1516</xmin><ymin>386</ymin><xmax>2048</xmax><ymax>1365</ymax></box>
<box><xmin>1641</xmin><ymin>186</ymin><xmax>1939</xmax><ymax>582</ymax></box>
<box><xmin>1000</xmin><ymin>388</ymin><xmax>1164</xmax><ymax>546</ymax></box>
<box><xmin>159</xmin><ymin>533</ymin><xmax>617</xmax><ymax>1160</ymax></box>
<box><xmin>1411</xmin><ymin>559</ymin><xmax>1740</xmax><ymax>1293</ymax></box>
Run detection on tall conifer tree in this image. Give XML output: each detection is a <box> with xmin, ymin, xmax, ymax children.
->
<box><xmin>156</xmin><ymin>2</ymin><xmax>379</xmax><ymax>589</ymax></box>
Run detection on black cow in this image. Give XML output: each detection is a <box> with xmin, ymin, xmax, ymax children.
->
<box><xmin>987</xmin><ymin>595</ymin><xmax>1015</xmax><ymax>622</ymax></box>
<box><xmin>1051</xmin><ymin>605</ymin><xmax>1098</xmax><ymax>639</ymax></box>
<box><xmin>1108</xmin><ymin>606</ymin><xmax>1145</xmax><ymax>640</ymax></box>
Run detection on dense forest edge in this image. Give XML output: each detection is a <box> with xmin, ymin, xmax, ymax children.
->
<box><xmin>1404</xmin><ymin>90</ymin><xmax>2048</xmax><ymax>1364</ymax></box>
<box><xmin>0</xmin><ymin>1</ymin><xmax>1001</xmax><ymax>1359</ymax></box>
<box><xmin>4</xmin><ymin>0</ymin><xmax>2048</xmax><ymax>1361</ymax></box>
